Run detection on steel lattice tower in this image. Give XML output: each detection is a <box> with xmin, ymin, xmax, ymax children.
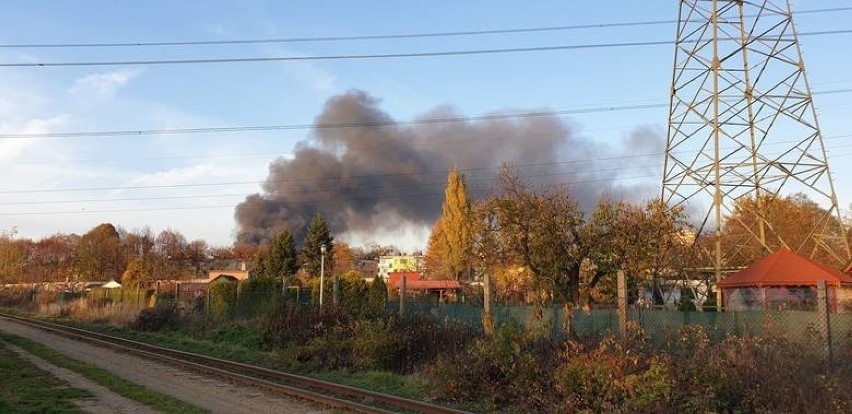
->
<box><xmin>662</xmin><ymin>0</ymin><xmax>851</xmax><ymax>304</ymax></box>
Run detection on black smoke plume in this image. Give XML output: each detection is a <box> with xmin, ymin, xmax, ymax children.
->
<box><xmin>235</xmin><ymin>90</ymin><xmax>661</xmax><ymax>245</ymax></box>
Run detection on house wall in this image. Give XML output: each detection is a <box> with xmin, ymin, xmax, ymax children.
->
<box><xmin>377</xmin><ymin>255</ymin><xmax>424</xmax><ymax>280</ymax></box>
<box><xmin>207</xmin><ymin>270</ymin><xmax>251</xmax><ymax>281</ymax></box>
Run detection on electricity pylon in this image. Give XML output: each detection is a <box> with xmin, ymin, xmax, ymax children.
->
<box><xmin>661</xmin><ymin>0</ymin><xmax>851</xmax><ymax>306</ymax></box>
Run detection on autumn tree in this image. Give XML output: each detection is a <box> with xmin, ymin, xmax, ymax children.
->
<box><xmin>478</xmin><ymin>166</ymin><xmax>586</xmax><ymax>333</ymax></box>
<box><xmin>30</xmin><ymin>234</ymin><xmax>79</xmax><ymax>283</ymax></box>
<box><xmin>153</xmin><ymin>229</ymin><xmax>189</xmax><ymax>280</ymax></box>
<box><xmin>427</xmin><ymin>167</ymin><xmax>473</xmax><ymax>280</ymax></box>
<box><xmin>302</xmin><ymin>213</ymin><xmax>334</xmax><ymax>277</ymax></box>
<box><xmin>424</xmin><ymin>219</ymin><xmax>446</xmax><ymax>278</ymax></box>
<box><xmin>332</xmin><ymin>241</ymin><xmax>356</xmax><ymax>276</ymax></box>
<box><xmin>0</xmin><ymin>228</ymin><xmax>28</xmax><ymax>284</ymax></box>
<box><xmin>122</xmin><ymin>257</ymin><xmax>152</xmax><ymax>287</ymax></box>
<box><xmin>722</xmin><ymin>193</ymin><xmax>849</xmax><ymax>267</ymax></box>
<box><xmin>75</xmin><ymin>223</ymin><xmax>122</xmax><ymax>281</ymax></box>
<box><xmin>122</xmin><ymin>228</ymin><xmax>155</xmax><ymax>266</ymax></box>
<box><xmin>186</xmin><ymin>239</ymin><xmax>209</xmax><ymax>278</ymax></box>
<box><xmin>583</xmin><ymin>199</ymin><xmax>692</xmax><ymax>305</ymax></box>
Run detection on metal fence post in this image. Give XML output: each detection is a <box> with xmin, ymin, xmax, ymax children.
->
<box><xmin>617</xmin><ymin>270</ymin><xmax>628</xmax><ymax>342</ymax></box>
<box><xmin>816</xmin><ymin>279</ymin><xmax>832</xmax><ymax>361</ymax></box>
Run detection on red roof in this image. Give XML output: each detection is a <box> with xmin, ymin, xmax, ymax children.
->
<box><xmin>387</xmin><ymin>272</ymin><xmax>422</xmax><ymax>286</ymax></box>
<box><xmin>387</xmin><ymin>271</ymin><xmax>461</xmax><ymax>290</ymax></box>
<box><xmin>404</xmin><ymin>280</ymin><xmax>462</xmax><ymax>290</ymax></box>
<box><xmin>718</xmin><ymin>248</ymin><xmax>852</xmax><ymax>289</ymax></box>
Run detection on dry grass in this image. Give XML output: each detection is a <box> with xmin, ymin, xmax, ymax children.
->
<box><xmin>37</xmin><ymin>298</ymin><xmax>143</xmax><ymax>327</ymax></box>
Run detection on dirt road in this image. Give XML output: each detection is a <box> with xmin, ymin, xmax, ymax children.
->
<box><xmin>0</xmin><ymin>318</ymin><xmax>331</xmax><ymax>414</ymax></box>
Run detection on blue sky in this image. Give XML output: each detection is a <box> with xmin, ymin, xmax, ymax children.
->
<box><xmin>0</xmin><ymin>0</ymin><xmax>850</xmax><ymax>248</ymax></box>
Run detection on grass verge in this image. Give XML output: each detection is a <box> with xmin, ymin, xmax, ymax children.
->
<box><xmin>0</xmin><ymin>332</ymin><xmax>208</xmax><ymax>414</ymax></box>
<box><xmin>61</xmin><ymin>318</ymin><xmax>432</xmax><ymax>400</ymax></box>
<box><xmin>0</xmin><ymin>340</ymin><xmax>91</xmax><ymax>413</ymax></box>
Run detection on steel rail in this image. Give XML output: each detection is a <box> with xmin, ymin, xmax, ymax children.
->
<box><xmin>0</xmin><ymin>313</ymin><xmax>469</xmax><ymax>414</ymax></box>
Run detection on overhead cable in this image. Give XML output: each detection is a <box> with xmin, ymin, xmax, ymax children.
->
<box><xmin>0</xmin><ymin>6</ymin><xmax>848</xmax><ymax>49</ymax></box>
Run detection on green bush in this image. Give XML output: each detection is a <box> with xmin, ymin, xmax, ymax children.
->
<box><xmin>209</xmin><ymin>324</ymin><xmax>265</xmax><ymax>350</ymax></box>
<box><xmin>297</xmin><ymin>325</ymin><xmax>354</xmax><ymax>370</ymax></box>
<box><xmin>352</xmin><ymin>319</ymin><xmax>397</xmax><ymax>370</ymax></box>
<box><xmin>208</xmin><ymin>280</ymin><xmax>238</xmax><ymax>317</ymax></box>
<box><xmin>367</xmin><ymin>277</ymin><xmax>388</xmax><ymax>315</ymax></box>
<box><xmin>237</xmin><ymin>277</ymin><xmax>280</xmax><ymax>317</ymax></box>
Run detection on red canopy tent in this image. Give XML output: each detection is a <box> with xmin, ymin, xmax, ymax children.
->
<box><xmin>718</xmin><ymin>249</ymin><xmax>852</xmax><ymax>312</ymax></box>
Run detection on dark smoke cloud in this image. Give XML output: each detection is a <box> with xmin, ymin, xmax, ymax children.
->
<box><xmin>235</xmin><ymin>90</ymin><xmax>662</xmax><ymax>245</ymax></box>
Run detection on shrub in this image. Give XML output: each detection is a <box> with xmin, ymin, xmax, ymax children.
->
<box><xmin>238</xmin><ymin>277</ymin><xmax>280</xmax><ymax>317</ymax></box>
<box><xmin>261</xmin><ymin>303</ymin><xmax>353</xmax><ymax>348</ymax></box>
<box><xmin>132</xmin><ymin>304</ymin><xmax>178</xmax><ymax>332</ymax></box>
<box><xmin>208</xmin><ymin>280</ymin><xmax>238</xmax><ymax>317</ymax></box>
<box><xmin>352</xmin><ymin>319</ymin><xmax>397</xmax><ymax>370</ymax></box>
<box><xmin>259</xmin><ymin>303</ymin><xmax>477</xmax><ymax>374</ymax></box>
<box><xmin>297</xmin><ymin>325</ymin><xmax>354</xmax><ymax>370</ymax></box>
<box><xmin>426</xmin><ymin>323</ymin><xmax>557</xmax><ymax>410</ymax></box>
<box><xmin>554</xmin><ymin>337</ymin><xmax>671</xmax><ymax>413</ymax></box>
<box><xmin>426</xmin><ymin>323</ymin><xmax>851</xmax><ymax>413</ymax></box>
<box><xmin>367</xmin><ymin>277</ymin><xmax>388</xmax><ymax>314</ymax></box>
<box><xmin>0</xmin><ymin>289</ymin><xmax>34</xmax><ymax>308</ymax></box>
<box><xmin>209</xmin><ymin>324</ymin><xmax>266</xmax><ymax>350</ymax></box>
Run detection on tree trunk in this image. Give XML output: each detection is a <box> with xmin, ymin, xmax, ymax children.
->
<box><xmin>585</xmin><ymin>270</ymin><xmax>607</xmax><ymax>305</ymax></box>
<box><xmin>568</xmin><ymin>266</ymin><xmax>581</xmax><ymax>304</ymax></box>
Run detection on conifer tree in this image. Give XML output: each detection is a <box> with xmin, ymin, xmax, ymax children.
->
<box><xmin>263</xmin><ymin>229</ymin><xmax>298</xmax><ymax>282</ymax></box>
<box><xmin>302</xmin><ymin>213</ymin><xmax>334</xmax><ymax>277</ymax></box>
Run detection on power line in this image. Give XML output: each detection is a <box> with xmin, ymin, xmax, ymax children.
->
<box><xmin>9</xmin><ymin>141</ymin><xmax>852</xmax><ymax>216</ymax></box>
<box><xmin>0</xmin><ymin>23</ymin><xmax>676</xmax><ymax>50</ymax></box>
<box><xmin>0</xmin><ymin>205</ymin><xmax>238</xmax><ymax>216</ymax></box>
<box><xmin>1</xmin><ymin>159</ymin><xmax>674</xmax><ymax>203</ymax></box>
<box><xmin>0</xmin><ymin>171</ymin><xmax>664</xmax><ymax>216</ymax></box>
<box><xmin>1</xmin><ymin>6</ymin><xmax>848</xmax><ymax>49</ymax></box>
<box><xmin>3</xmin><ymin>138</ymin><xmax>852</xmax><ymax>196</ymax></box>
<box><xmin>2</xmin><ymin>29</ymin><xmax>851</xmax><ymax>68</ymax></box>
<box><xmin>0</xmin><ymin>103</ymin><xmax>667</xmax><ymax>139</ymax></box>
<box><xmin>0</xmin><ymin>87</ymin><xmax>848</xmax><ymax>140</ymax></box>
<box><xmin>0</xmin><ymin>156</ymin><xmax>662</xmax><ymax>195</ymax></box>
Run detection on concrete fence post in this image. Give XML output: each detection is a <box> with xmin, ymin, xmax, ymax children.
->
<box><xmin>816</xmin><ymin>279</ymin><xmax>832</xmax><ymax>361</ymax></box>
<box><xmin>399</xmin><ymin>275</ymin><xmax>407</xmax><ymax>317</ymax></box>
<box><xmin>483</xmin><ymin>268</ymin><xmax>494</xmax><ymax>337</ymax></box>
<box><xmin>333</xmin><ymin>273</ymin><xmax>339</xmax><ymax>307</ymax></box>
<box><xmin>617</xmin><ymin>270</ymin><xmax>628</xmax><ymax>342</ymax></box>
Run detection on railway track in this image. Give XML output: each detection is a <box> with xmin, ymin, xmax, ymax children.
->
<box><xmin>0</xmin><ymin>313</ymin><xmax>471</xmax><ymax>414</ymax></box>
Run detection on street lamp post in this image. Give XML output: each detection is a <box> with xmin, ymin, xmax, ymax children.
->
<box><xmin>319</xmin><ymin>244</ymin><xmax>327</xmax><ymax>307</ymax></box>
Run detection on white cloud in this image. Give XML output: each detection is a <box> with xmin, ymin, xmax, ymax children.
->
<box><xmin>0</xmin><ymin>114</ymin><xmax>72</xmax><ymax>161</ymax></box>
<box><xmin>68</xmin><ymin>68</ymin><xmax>143</xmax><ymax>100</ymax></box>
<box><xmin>290</xmin><ymin>62</ymin><xmax>338</xmax><ymax>93</ymax></box>
<box><xmin>123</xmin><ymin>164</ymin><xmax>226</xmax><ymax>187</ymax></box>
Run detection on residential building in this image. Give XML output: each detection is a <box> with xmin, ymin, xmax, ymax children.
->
<box><xmin>377</xmin><ymin>255</ymin><xmax>424</xmax><ymax>280</ymax></box>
